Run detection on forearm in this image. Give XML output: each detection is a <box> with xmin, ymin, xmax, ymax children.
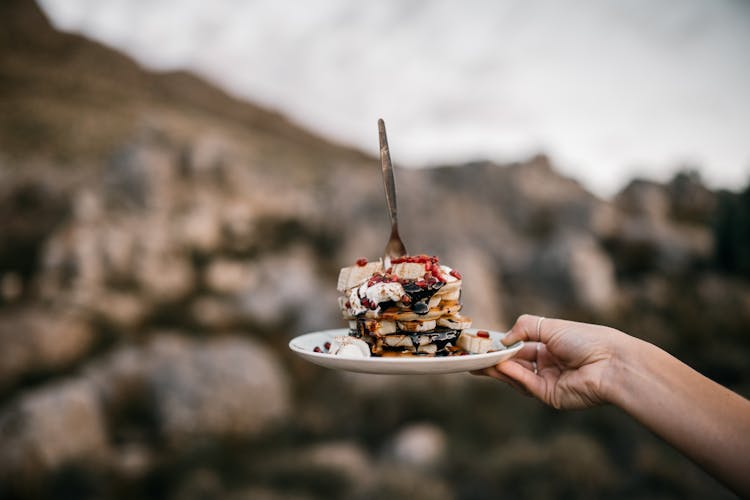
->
<box><xmin>605</xmin><ymin>337</ymin><xmax>750</xmax><ymax>497</ymax></box>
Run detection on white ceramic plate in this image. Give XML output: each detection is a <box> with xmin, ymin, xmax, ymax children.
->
<box><xmin>288</xmin><ymin>328</ymin><xmax>523</xmax><ymax>375</ymax></box>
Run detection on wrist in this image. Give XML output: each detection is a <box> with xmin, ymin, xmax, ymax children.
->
<box><xmin>600</xmin><ymin>331</ymin><xmax>655</xmax><ymax>407</ymax></box>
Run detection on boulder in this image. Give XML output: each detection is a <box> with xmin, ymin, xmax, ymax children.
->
<box><xmin>482</xmin><ymin>432</ymin><xmax>619</xmax><ymax>496</ymax></box>
<box><xmin>89</xmin><ymin>291</ymin><xmax>149</xmax><ymax>330</ymax></box>
<box><xmin>0</xmin><ymin>379</ymin><xmax>108</xmax><ymax>477</ymax></box>
<box><xmin>173</xmin><ymin>203</ymin><xmax>223</xmax><ymax>254</ymax></box>
<box><xmin>298</xmin><ymin>441</ymin><xmax>373</xmax><ymax>492</ymax></box>
<box><xmin>104</xmin><ymin>137</ymin><xmax>177</xmax><ymax>212</ymax></box>
<box><xmin>204</xmin><ymin>258</ymin><xmax>259</xmax><ymax>295</ymax></box>
<box><xmin>147</xmin><ymin>335</ymin><xmax>290</xmax><ymax>446</ymax></box>
<box><xmin>387</xmin><ymin>423</ymin><xmax>447</xmax><ymax>469</ymax></box>
<box><xmin>236</xmin><ymin>245</ymin><xmax>335</xmax><ymax>330</ymax></box>
<box><xmin>135</xmin><ymin>250</ymin><xmax>194</xmax><ymax>302</ymax></box>
<box><xmin>190</xmin><ymin>295</ymin><xmax>240</xmax><ymax>330</ymax></box>
<box><xmin>0</xmin><ymin>308</ymin><xmax>94</xmax><ymax>389</ymax></box>
<box><xmin>249</xmin><ymin>441</ymin><xmax>373</xmax><ymax>498</ymax></box>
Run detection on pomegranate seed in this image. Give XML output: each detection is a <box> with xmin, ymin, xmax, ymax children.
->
<box><xmin>450</xmin><ymin>269</ymin><xmax>462</xmax><ymax>280</ymax></box>
<box><xmin>324</xmin><ymin>342</ymin><xmax>331</xmax><ymax>350</ymax></box>
<box><xmin>345</xmin><ymin>301</ymin><xmax>351</xmax><ymax>308</ymax></box>
<box><xmin>356</xmin><ymin>258</ymin><xmax>368</xmax><ymax>266</ymax></box>
<box><xmin>416</xmin><ymin>280</ymin><xmax>427</xmax><ymax>288</ymax></box>
<box><xmin>313</xmin><ymin>346</ymin><xmax>322</xmax><ymax>352</ymax></box>
<box><xmin>477</xmin><ymin>330</ymin><xmax>490</xmax><ymax>338</ymax></box>
<box><xmin>400</xmin><ymin>294</ymin><xmax>411</xmax><ymax>304</ymax></box>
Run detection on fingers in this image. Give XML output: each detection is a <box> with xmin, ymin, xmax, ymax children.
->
<box><xmin>496</xmin><ymin>360</ymin><xmax>546</xmax><ymax>401</ymax></box>
<box><xmin>502</xmin><ymin>314</ymin><xmax>543</xmax><ymax>345</ymax></box>
<box><xmin>502</xmin><ymin>314</ymin><xmax>563</xmax><ymax>346</ymax></box>
<box><xmin>471</xmin><ymin>365</ymin><xmax>510</xmax><ymax>382</ymax></box>
<box><xmin>514</xmin><ymin>341</ymin><xmax>542</xmax><ymax>362</ymax></box>
<box><xmin>471</xmin><ymin>366</ymin><xmax>531</xmax><ymax>395</ymax></box>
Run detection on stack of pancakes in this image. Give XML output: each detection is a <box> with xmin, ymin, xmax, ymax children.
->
<box><xmin>337</xmin><ymin>255</ymin><xmax>472</xmax><ymax>356</ymax></box>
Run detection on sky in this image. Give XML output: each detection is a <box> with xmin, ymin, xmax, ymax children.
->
<box><xmin>39</xmin><ymin>0</ymin><xmax>750</xmax><ymax>197</ymax></box>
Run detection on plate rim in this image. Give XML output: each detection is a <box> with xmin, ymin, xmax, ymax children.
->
<box><xmin>288</xmin><ymin>327</ymin><xmax>523</xmax><ymax>363</ymax></box>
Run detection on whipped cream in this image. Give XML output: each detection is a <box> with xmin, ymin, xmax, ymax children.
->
<box><xmin>365</xmin><ymin>282</ymin><xmax>404</xmax><ymax>304</ymax></box>
<box><xmin>344</xmin><ymin>281</ymin><xmax>404</xmax><ymax>316</ymax></box>
<box><xmin>329</xmin><ymin>336</ymin><xmax>371</xmax><ymax>358</ymax></box>
<box><xmin>347</xmin><ymin>288</ymin><xmax>367</xmax><ymax>316</ymax></box>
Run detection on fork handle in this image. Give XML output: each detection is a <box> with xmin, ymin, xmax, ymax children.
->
<box><xmin>378</xmin><ymin>119</ymin><xmax>398</xmax><ymax>226</ymax></box>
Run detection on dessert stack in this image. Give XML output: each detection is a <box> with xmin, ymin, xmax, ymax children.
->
<box><xmin>337</xmin><ymin>255</ymin><xmax>472</xmax><ymax>356</ymax></box>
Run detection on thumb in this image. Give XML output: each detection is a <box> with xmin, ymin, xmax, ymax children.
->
<box><xmin>497</xmin><ymin>360</ymin><xmax>546</xmax><ymax>401</ymax></box>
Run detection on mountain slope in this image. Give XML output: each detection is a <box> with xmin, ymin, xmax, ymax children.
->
<box><xmin>0</xmin><ymin>0</ymin><xmax>368</xmax><ymax>170</ymax></box>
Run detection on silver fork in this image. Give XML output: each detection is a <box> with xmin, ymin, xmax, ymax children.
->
<box><xmin>378</xmin><ymin>118</ymin><xmax>407</xmax><ymax>264</ymax></box>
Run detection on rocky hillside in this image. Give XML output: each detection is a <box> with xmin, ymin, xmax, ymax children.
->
<box><xmin>1</xmin><ymin>1</ymin><xmax>749</xmax><ymax>499</ymax></box>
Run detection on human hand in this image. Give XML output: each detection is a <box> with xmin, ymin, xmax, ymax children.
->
<box><xmin>475</xmin><ymin>315</ymin><xmax>750</xmax><ymax>496</ymax></box>
<box><xmin>474</xmin><ymin>314</ymin><xmax>636</xmax><ymax>409</ymax></box>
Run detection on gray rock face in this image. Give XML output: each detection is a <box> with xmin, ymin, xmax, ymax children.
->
<box><xmin>532</xmin><ymin>233</ymin><xmax>617</xmax><ymax>312</ymax></box>
<box><xmin>0</xmin><ymin>379</ymin><xmax>108</xmax><ymax>477</ymax></box>
<box><xmin>147</xmin><ymin>336</ymin><xmax>290</xmax><ymax>446</ymax></box>
<box><xmin>611</xmin><ymin>179</ymin><xmax>714</xmax><ymax>273</ymax></box>
<box><xmin>0</xmin><ymin>333</ymin><xmax>291</xmax><ymax>482</ymax></box>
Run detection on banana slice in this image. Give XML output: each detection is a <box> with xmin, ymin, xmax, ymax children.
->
<box><xmin>390</xmin><ymin>262</ymin><xmax>427</xmax><ymax>280</ymax></box>
<box><xmin>438</xmin><ymin>303</ymin><xmax>462</xmax><ymax>317</ymax></box>
<box><xmin>417</xmin><ymin>343</ymin><xmax>438</xmax><ymax>354</ymax></box>
<box><xmin>457</xmin><ymin>331</ymin><xmax>493</xmax><ymax>354</ymax></box>
<box><xmin>435</xmin><ymin>280</ymin><xmax>461</xmax><ymax>296</ymax></box>
<box><xmin>397</xmin><ymin>319</ymin><xmax>437</xmax><ymax>332</ymax></box>
<box><xmin>356</xmin><ymin>319</ymin><xmax>397</xmax><ymax>336</ymax></box>
<box><xmin>437</xmin><ymin>314</ymin><xmax>472</xmax><ymax>330</ymax></box>
<box><xmin>361</xmin><ymin>319</ymin><xmax>396</xmax><ymax>335</ymax></box>
<box><xmin>382</xmin><ymin>334</ymin><xmax>431</xmax><ymax>347</ymax></box>
<box><xmin>337</xmin><ymin>260</ymin><xmax>383</xmax><ymax>292</ymax></box>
